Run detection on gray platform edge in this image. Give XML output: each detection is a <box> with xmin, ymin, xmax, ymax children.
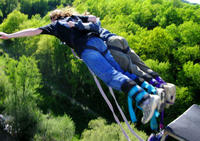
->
<box><xmin>160</xmin><ymin>104</ymin><xmax>200</xmax><ymax>141</ymax></box>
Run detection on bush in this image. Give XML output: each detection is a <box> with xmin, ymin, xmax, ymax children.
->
<box><xmin>80</xmin><ymin>117</ymin><xmax>148</xmax><ymax>141</ymax></box>
<box><xmin>34</xmin><ymin>114</ymin><xmax>75</xmax><ymax>141</ymax></box>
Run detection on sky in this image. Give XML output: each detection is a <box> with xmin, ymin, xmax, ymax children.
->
<box><xmin>185</xmin><ymin>0</ymin><xmax>200</xmax><ymax>4</ymax></box>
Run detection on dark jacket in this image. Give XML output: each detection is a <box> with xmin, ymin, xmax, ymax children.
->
<box><xmin>39</xmin><ymin>15</ymin><xmax>99</xmax><ymax>56</ymax></box>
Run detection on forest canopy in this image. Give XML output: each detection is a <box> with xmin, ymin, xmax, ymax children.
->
<box><xmin>0</xmin><ymin>0</ymin><xmax>199</xmax><ymax>140</ymax></box>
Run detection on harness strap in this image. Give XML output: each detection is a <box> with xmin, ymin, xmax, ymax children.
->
<box><xmin>137</xmin><ymin>94</ymin><xmax>150</xmax><ymax>106</ymax></box>
<box><xmin>131</xmin><ymin>89</ymin><xmax>143</xmax><ymax>100</ymax></box>
<box><xmin>108</xmin><ymin>87</ymin><xmax>144</xmax><ymax>141</ymax></box>
<box><xmin>71</xmin><ymin>48</ymin><xmax>144</xmax><ymax>141</ymax></box>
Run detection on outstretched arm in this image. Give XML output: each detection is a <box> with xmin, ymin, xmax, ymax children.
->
<box><xmin>0</xmin><ymin>28</ymin><xmax>43</xmax><ymax>39</ymax></box>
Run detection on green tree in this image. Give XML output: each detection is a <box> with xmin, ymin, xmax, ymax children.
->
<box><xmin>3</xmin><ymin>56</ymin><xmax>42</xmax><ymax>140</ymax></box>
<box><xmin>0</xmin><ymin>55</ymin><xmax>12</xmax><ymax>111</ymax></box>
<box><xmin>165</xmin><ymin>24</ymin><xmax>180</xmax><ymax>44</ymax></box>
<box><xmin>0</xmin><ymin>10</ymin><xmax>28</xmax><ymax>34</ymax></box>
<box><xmin>0</xmin><ymin>0</ymin><xmax>19</xmax><ymax>22</ymax></box>
<box><xmin>134</xmin><ymin>27</ymin><xmax>175</xmax><ymax>62</ymax></box>
<box><xmin>178</xmin><ymin>21</ymin><xmax>200</xmax><ymax>46</ymax></box>
<box><xmin>178</xmin><ymin>61</ymin><xmax>200</xmax><ymax>89</ymax></box>
<box><xmin>173</xmin><ymin>45</ymin><xmax>200</xmax><ymax>65</ymax></box>
<box><xmin>154</xmin><ymin>0</ymin><xmax>183</xmax><ymax>27</ymax></box>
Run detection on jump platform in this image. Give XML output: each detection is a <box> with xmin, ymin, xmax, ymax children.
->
<box><xmin>161</xmin><ymin>104</ymin><xmax>200</xmax><ymax>141</ymax></box>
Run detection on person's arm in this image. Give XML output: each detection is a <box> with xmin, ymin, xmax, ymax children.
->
<box><xmin>67</xmin><ymin>20</ymin><xmax>100</xmax><ymax>33</ymax></box>
<box><xmin>88</xmin><ymin>15</ymin><xmax>97</xmax><ymax>23</ymax></box>
<box><xmin>0</xmin><ymin>28</ymin><xmax>43</xmax><ymax>39</ymax></box>
<box><xmin>76</xmin><ymin>15</ymin><xmax>97</xmax><ymax>23</ymax></box>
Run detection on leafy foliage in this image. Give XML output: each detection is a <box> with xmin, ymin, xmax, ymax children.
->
<box><xmin>34</xmin><ymin>114</ymin><xmax>75</xmax><ymax>141</ymax></box>
<box><xmin>0</xmin><ymin>0</ymin><xmax>200</xmax><ymax>140</ymax></box>
<box><xmin>0</xmin><ymin>56</ymin><xmax>42</xmax><ymax>140</ymax></box>
<box><xmin>178</xmin><ymin>61</ymin><xmax>200</xmax><ymax>89</ymax></box>
<box><xmin>144</xmin><ymin>59</ymin><xmax>173</xmax><ymax>82</ymax></box>
<box><xmin>80</xmin><ymin>118</ymin><xmax>148</xmax><ymax>141</ymax></box>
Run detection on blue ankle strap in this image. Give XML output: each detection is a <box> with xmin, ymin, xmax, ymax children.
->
<box><xmin>128</xmin><ymin>96</ymin><xmax>137</xmax><ymax>122</ymax></box>
<box><xmin>128</xmin><ymin>86</ymin><xmax>147</xmax><ymax>123</ymax></box>
<box><xmin>150</xmin><ymin>110</ymin><xmax>160</xmax><ymax>130</ymax></box>
<box><xmin>141</xmin><ymin>81</ymin><xmax>157</xmax><ymax>94</ymax></box>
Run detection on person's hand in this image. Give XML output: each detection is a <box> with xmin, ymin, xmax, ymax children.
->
<box><xmin>67</xmin><ymin>21</ymin><xmax>75</xmax><ymax>28</ymax></box>
<box><xmin>0</xmin><ymin>32</ymin><xmax>10</xmax><ymax>40</ymax></box>
<box><xmin>88</xmin><ymin>15</ymin><xmax>97</xmax><ymax>23</ymax></box>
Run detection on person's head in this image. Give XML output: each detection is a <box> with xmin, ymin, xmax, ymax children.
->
<box><xmin>49</xmin><ymin>6</ymin><xmax>79</xmax><ymax>22</ymax></box>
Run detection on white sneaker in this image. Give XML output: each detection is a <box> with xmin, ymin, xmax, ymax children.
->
<box><xmin>140</xmin><ymin>95</ymin><xmax>160</xmax><ymax>124</ymax></box>
<box><xmin>163</xmin><ymin>83</ymin><xmax>176</xmax><ymax>108</ymax></box>
<box><xmin>156</xmin><ymin>88</ymin><xmax>166</xmax><ymax>112</ymax></box>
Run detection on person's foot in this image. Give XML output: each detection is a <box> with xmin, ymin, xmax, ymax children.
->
<box><xmin>156</xmin><ymin>88</ymin><xmax>166</xmax><ymax>112</ymax></box>
<box><xmin>140</xmin><ymin>95</ymin><xmax>160</xmax><ymax>124</ymax></box>
<box><xmin>163</xmin><ymin>83</ymin><xmax>176</xmax><ymax>108</ymax></box>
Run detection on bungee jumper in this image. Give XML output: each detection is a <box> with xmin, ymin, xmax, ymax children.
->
<box><xmin>66</xmin><ymin>15</ymin><xmax>176</xmax><ymax>129</ymax></box>
<box><xmin>0</xmin><ymin>7</ymin><xmax>160</xmax><ymax>125</ymax></box>
<box><xmin>0</xmin><ymin>7</ymin><xmax>178</xmax><ymax>141</ymax></box>
<box><xmin>65</xmin><ymin>8</ymin><xmax>199</xmax><ymax>141</ymax></box>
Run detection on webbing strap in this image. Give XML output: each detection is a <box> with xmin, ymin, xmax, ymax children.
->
<box><xmin>71</xmin><ymin>48</ymin><xmax>144</xmax><ymax>141</ymax></box>
<box><xmin>108</xmin><ymin>87</ymin><xmax>144</xmax><ymax>141</ymax></box>
<box><xmin>89</xmin><ymin>69</ymin><xmax>131</xmax><ymax>141</ymax></box>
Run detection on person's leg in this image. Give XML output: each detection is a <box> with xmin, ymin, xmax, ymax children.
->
<box><xmin>107</xmin><ymin>36</ymin><xmax>176</xmax><ymax>109</ymax></box>
<box><xmin>106</xmin><ymin>36</ymin><xmax>161</xmax><ymax>88</ymax></box>
<box><xmin>109</xmin><ymin>49</ymin><xmax>147</xmax><ymax>76</ymax></box>
<box><xmin>81</xmin><ymin>48</ymin><xmax>127</xmax><ymax>90</ymax></box>
<box><xmin>107</xmin><ymin>36</ymin><xmax>152</xmax><ymax>74</ymax></box>
<box><xmin>82</xmin><ymin>36</ymin><xmax>129</xmax><ymax>90</ymax></box>
<box><xmin>102</xmin><ymin>36</ymin><xmax>157</xmax><ymax>94</ymax></box>
<box><xmin>107</xmin><ymin>36</ymin><xmax>129</xmax><ymax>50</ymax></box>
<box><xmin>88</xmin><ymin>36</ymin><xmax>157</xmax><ymax>94</ymax></box>
<box><xmin>107</xmin><ymin>36</ymin><xmax>153</xmax><ymax>77</ymax></box>
<box><xmin>107</xmin><ymin>36</ymin><xmax>164</xmax><ymax>87</ymax></box>
<box><xmin>81</xmin><ymin>48</ymin><xmax>160</xmax><ymax>123</ymax></box>
<box><xmin>81</xmin><ymin>37</ymin><xmax>160</xmax><ymax>123</ymax></box>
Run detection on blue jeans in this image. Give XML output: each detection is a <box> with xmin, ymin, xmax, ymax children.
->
<box><xmin>81</xmin><ymin>37</ymin><xmax>130</xmax><ymax>90</ymax></box>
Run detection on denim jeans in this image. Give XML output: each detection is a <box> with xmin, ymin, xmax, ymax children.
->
<box><xmin>81</xmin><ymin>37</ymin><xmax>130</xmax><ymax>90</ymax></box>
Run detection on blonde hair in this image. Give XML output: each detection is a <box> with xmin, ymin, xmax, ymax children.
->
<box><xmin>50</xmin><ymin>6</ymin><xmax>80</xmax><ymax>20</ymax></box>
